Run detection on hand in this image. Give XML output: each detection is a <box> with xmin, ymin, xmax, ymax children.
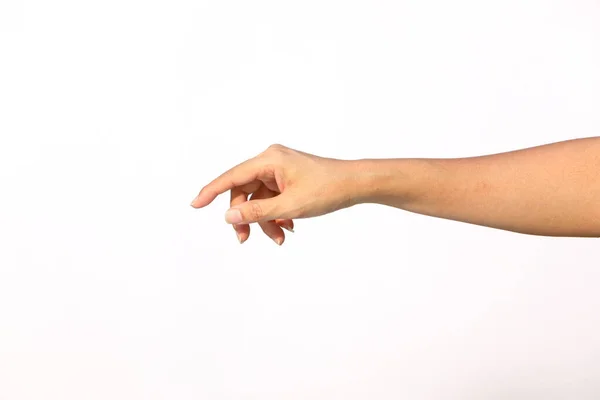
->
<box><xmin>190</xmin><ymin>144</ymin><xmax>358</xmax><ymax>245</ymax></box>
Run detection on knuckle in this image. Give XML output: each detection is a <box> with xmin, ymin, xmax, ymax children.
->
<box><xmin>259</xmin><ymin>144</ymin><xmax>284</xmax><ymax>158</ymax></box>
<box><xmin>248</xmin><ymin>202</ymin><xmax>264</xmax><ymax>221</ymax></box>
<box><xmin>264</xmin><ymin>144</ymin><xmax>289</xmax><ymax>163</ymax></box>
<box><xmin>266</xmin><ymin>144</ymin><xmax>288</xmax><ymax>156</ymax></box>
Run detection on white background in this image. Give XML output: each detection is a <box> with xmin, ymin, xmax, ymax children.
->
<box><xmin>1</xmin><ymin>0</ymin><xmax>600</xmax><ymax>399</ymax></box>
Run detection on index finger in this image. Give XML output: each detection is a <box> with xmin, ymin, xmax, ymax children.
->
<box><xmin>190</xmin><ymin>157</ymin><xmax>263</xmax><ymax>208</ymax></box>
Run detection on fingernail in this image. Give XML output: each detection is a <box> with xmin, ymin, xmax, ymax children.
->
<box><xmin>236</xmin><ymin>232</ymin><xmax>243</xmax><ymax>244</ymax></box>
<box><xmin>282</xmin><ymin>225</ymin><xmax>294</xmax><ymax>233</ymax></box>
<box><xmin>273</xmin><ymin>237</ymin><xmax>283</xmax><ymax>246</ymax></box>
<box><xmin>190</xmin><ymin>196</ymin><xmax>198</xmax><ymax>207</ymax></box>
<box><xmin>225</xmin><ymin>209</ymin><xmax>243</xmax><ymax>224</ymax></box>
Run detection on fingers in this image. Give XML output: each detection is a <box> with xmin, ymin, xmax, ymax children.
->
<box><xmin>190</xmin><ymin>157</ymin><xmax>264</xmax><ymax>208</ymax></box>
<box><xmin>249</xmin><ymin>186</ymin><xmax>285</xmax><ymax>246</ymax></box>
<box><xmin>224</xmin><ymin>194</ymin><xmax>289</xmax><ymax>225</ymax></box>
<box><xmin>275</xmin><ymin>219</ymin><xmax>294</xmax><ymax>233</ymax></box>
<box><xmin>230</xmin><ymin>183</ymin><xmax>294</xmax><ymax>244</ymax></box>
<box><xmin>230</xmin><ymin>187</ymin><xmax>250</xmax><ymax>244</ymax></box>
<box><xmin>258</xmin><ymin>218</ymin><xmax>285</xmax><ymax>246</ymax></box>
<box><xmin>189</xmin><ymin>147</ymin><xmax>299</xmax><ymax>245</ymax></box>
<box><xmin>229</xmin><ymin>181</ymin><xmax>264</xmax><ymax>244</ymax></box>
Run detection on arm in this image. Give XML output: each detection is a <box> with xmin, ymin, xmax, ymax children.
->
<box><xmin>350</xmin><ymin>137</ymin><xmax>600</xmax><ymax>237</ymax></box>
<box><xmin>191</xmin><ymin>137</ymin><xmax>600</xmax><ymax>244</ymax></box>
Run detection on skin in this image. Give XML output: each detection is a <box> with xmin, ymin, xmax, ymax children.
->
<box><xmin>190</xmin><ymin>137</ymin><xmax>600</xmax><ymax>244</ymax></box>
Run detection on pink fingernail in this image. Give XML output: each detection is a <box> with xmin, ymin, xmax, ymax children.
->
<box><xmin>225</xmin><ymin>209</ymin><xmax>243</xmax><ymax>224</ymax></box>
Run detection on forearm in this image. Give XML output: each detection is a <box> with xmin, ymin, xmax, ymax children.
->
<box><xmin>349</xmin><ymin>137</ymin><xmax>600</xmax><ymax>237</ymax></box>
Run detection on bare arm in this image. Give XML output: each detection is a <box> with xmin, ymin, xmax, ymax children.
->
<box><xmin>191</xmin><ymin>137</ymin><xmax>600</xmax><ymax>244</ymax></box>
<box><xmin>350</xmin><ymin>137</ymin><xmax>600</xmax><ymax>237</ymax></box>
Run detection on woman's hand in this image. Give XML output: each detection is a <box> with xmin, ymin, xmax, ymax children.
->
<box><xmin>190</xmin><ymin>144</ymin><xmax>360</xmax><ymax>245</ymax></box>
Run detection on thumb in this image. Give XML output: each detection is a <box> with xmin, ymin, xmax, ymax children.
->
<box><xmin>224</xmin><ymin>195</ymin><xmax>289</xmax><ymax>224</ymax></box>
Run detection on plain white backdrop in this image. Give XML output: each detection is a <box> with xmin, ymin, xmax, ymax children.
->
<box><xmin>1</xmin><ymin>0</ymin><xmax>600</xmax><ymax>399</ymax></box>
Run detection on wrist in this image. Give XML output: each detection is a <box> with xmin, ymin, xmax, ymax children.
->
<box><xmin>343</xmin><ymin>158</ymin><xmax>431</xmax><ymax>207</ymax></box>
